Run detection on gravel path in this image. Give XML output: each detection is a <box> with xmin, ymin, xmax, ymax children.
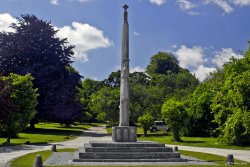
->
<box><xmin>0</xmin><ymin>125</ymin><xmax>249</xmax><ymax>167</ymax></box>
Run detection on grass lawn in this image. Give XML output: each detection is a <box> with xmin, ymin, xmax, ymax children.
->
<box><xmin>10</xmin><ymin>149</ymin><xmax>249</xmax><ymax>167</ymax></box>
<box><xmin>0</xmin><ymin>122</ymin><xmax>100</xmax><ymax>145</ymax></box>
<box><xmin>107</xmin><ymin>127</ymin><xmax>250</xmax><ymax>150</ymax></box>
<box><xmin>139</xmin><ymin>135</ymin><xmax>250</xmax><ymax>150</ymax></box>
<box><xmin>10</xmin><ymin>148</ymin><xmax>75</xmax><ymax>167</ymax></box>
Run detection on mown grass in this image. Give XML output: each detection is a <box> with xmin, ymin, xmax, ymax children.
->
<box><xmin>10</xmin><ymin>148</ymin><xmax>75</xmax><ymax>167</ymax></box>
<box><xmin>10</xmin><ymin>149</ymin><xmax>249</xmax><ymax>167</ymax></box>
<box><xmin>106</xmin><ymin>127</ymin><xmax>250</xmax><ymax>150</ymax></box>
<box><xmin>179</xmin><ymin>150</ymin><xmax>247</xmax><ymax>165</ymax></box>
<box><xmin>0</xmin><ymin>122</ymin><xmax>100</xmax><ymax>145</ymax></box>
<box><xmin>139</xmin><ymin>135</ymin><xmax>250</xmax><ymax>150</ymax></box>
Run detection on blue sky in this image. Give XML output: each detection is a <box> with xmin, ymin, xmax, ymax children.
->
<box><xmin>1</xmin><ymin>0</ymin><xmax>250</xmax><ymax>81</ymax></box>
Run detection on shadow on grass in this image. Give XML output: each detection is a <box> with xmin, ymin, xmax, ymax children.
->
<box><xmin>181</xmin><ymin>140</ymin><xmax>206</xmax><ymax>144</ymax></box>
<box><xmin>22</xmin><ymin>128</ymin><xmax>82</xmax><ymax>135</ymax></box>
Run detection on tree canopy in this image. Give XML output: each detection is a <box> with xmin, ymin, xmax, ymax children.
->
<box><xmin>0</xmin><ymin>73</ymin><xmax>38</xmax><ymax>143</ymax></box>
<box><xmin>0</xmin><ymin>14</ymin><xmax>82</xmax><ymax>125</ymax></box>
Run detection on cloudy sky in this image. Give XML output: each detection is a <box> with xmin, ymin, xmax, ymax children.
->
<box><xmin>1</xmin><ymin>0</ymin><xmax>250</xmax><ymax>81</ymax></box>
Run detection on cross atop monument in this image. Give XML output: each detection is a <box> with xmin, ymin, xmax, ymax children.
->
<box><xmin>123</xmin><ymin>4</ymin><xmax>129</xmax><ymax>12</ymax></box>
<box><xmin>123</xmin><ymin>4</ymin><xmax>129</xmax><ymax>22</ymax></box>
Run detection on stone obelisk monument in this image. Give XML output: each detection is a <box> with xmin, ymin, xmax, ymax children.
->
<box><xmin>112</xmin><ymin>4</ymin><xmax>137</xmax><ymax>142</ymax></box>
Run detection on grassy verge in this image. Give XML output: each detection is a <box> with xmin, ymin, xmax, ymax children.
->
<box><xmin>10</xmin><ymin>149</ymin><xmax>249</xmax><ymax>167</ymax></box>
<box><xmin>106</xmin><ymin>127</ymin><xmax>250</xmax><ymax>150</ymax></box>
<box><xmin>139</xmin><ymin>135</ymin><xmax>250</xmax><ymax>150</ymax></box>
<box><xmin>0</xmin><ymin>122</ymin><xmax>100</xmax><ymax>145</ymax></box>
<box><xmin>10</xmin><ymin>148</ymin><xmax>75</xmax><ymax>167</ymax></box>
<box><xmin>179</xmin><ymin>150</ymin><xmax>247</xmax><ymax>165</ymax></box>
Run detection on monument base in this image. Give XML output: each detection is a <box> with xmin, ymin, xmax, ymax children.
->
<box><xmin>112</xmin><ymin>126</ymin><xmax>137</xmax><ymax>142</ymax></box>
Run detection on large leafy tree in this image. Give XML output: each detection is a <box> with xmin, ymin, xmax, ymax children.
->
<box><xmin>79</xmin><ymin>78</ymin><xmax>103</xmax><ymax>121</ymax></box>
<box><xmin>0</xmin><ymin>15</ymin><xmax>82</xmax><ymax>126</ymax></box>
<box><xmin>162</xmin><ymin>98</ymin><xmax>188</xmax><ymax>142</ymax></box>
<box><xmin>146</xmin><ymin>52</ymin><xmax>180</xmax><ymax>75</ymax></box>
<box><xmin>0</xmin><ymin>73</ymin><xmax>38</xmax><ymax>143</ymax></box>
<box><xmin>211</xmin><ymin>62</ymin><xmax>250</xmax><ymax>145</ymax></box>
<box><xmin>147</xmin><ymin>52</ymin><xmax>199</xmax><ymax>100</ymax></box>
<box><xmin>91</xmin><ymin>87</ymin><xmax>120</xmax><ymax>126</ymax></box>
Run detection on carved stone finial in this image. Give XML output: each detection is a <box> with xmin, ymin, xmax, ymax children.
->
<box><xmin>123</xmin><ymin>4</ymin><xmax>129</xmax><ymax>12</ymax></box>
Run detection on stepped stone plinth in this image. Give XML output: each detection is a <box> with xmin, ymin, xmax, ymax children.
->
<box><xmin>73</xmin><ymin>141</ymin><xmax>187</xmax><ymax>162</ymax></box>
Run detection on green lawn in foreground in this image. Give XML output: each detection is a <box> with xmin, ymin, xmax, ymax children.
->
<box><xmin>10</xmin><ymin>149</ymin><xmax>249</xmax><ymax>167</ymax></box>
<box><xmin>0</xmin><ymin>122</ymin><xmax>99</xmax><ymax>145</ymax></box>
<box><xmin>10</xmin><ymin>148</ymin><xmax>75</xmax><ymax>167</ymax></box>
<box><xmin>106</xmin><ymin>127</ymin><xmax>250</xmax><ymax>150</ymax></box>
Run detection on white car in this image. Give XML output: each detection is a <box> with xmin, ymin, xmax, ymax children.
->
<box><xmin>150</xmin><ymin>121</ymin><xmax>169</xmax><ymax>132</ymax></box>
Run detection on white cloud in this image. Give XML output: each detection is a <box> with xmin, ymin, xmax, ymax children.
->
<box><xmin>177</xmin><ymin>0</ymin><xmax>199</xmax><ymax>15</ymax></box>
<box><xmin>205</xmin><ymin>0</ymin><xmax>234</xmax><ymax>13</ymax></box>
<box><xmin>175</xmin><ymin>45</ymin><xmax>207</xmax><ymax>69</ymax></box>
<box><xmin>133</xmin><ymin>31</ymin><xmax>141</xmax><ymax>36</ymax></box>
<box><xmin>57</xmin><ymin>22</ymin><xmax>112</xmax><ymax>63</ymax></box>
<box><xmin>50</xmin><ymin>0</ymin><xmax>59</xmax><ymax>5</ymax></box>
<box><xmin>192</xmin><ymin>65</ymin><xmax>216</xmax><ymax>81</ymax></box>
<box><xmin>211</xmin><ymin>48</ymin><xmax>242</xmax><ymax>68</ymax></box>
<box><xmin>0</xmin><ymin>13</ymin><xmax>16</xmax><ymax>32</ymax></box>
<box><xmin>178</xmin><ymin>0</ymin><xmax>196</xmax><ymax>10</ymax></box>
<box><xmin>130</xmin><ymin>66</ymin><xmax>146</xmax><ymax>73</ymax></box>
<box><xmin>233</xmin><ymin>0</ymin><xmax>250</xmax><ymax>6</ymax></box>
<box><xmin>149</xmin><ymin>0</ymin><xmax>167</xmax><ymax>6</ymax></box>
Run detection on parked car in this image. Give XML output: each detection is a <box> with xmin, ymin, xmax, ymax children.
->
<box><xmin>150</xmin><ymin>121</ymin><xmax>169</xmax><ymax>132</ymax></box>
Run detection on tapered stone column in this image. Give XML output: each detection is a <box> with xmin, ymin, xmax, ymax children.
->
<box><xmin>112</xmin><ymin>4</ymin><xmax>137</xmax><ymax>142</ymax></box>
<box><xmin>119</xmin><ymin>4</ymin><xmax>129</xmax><ymax>127</ymax></box>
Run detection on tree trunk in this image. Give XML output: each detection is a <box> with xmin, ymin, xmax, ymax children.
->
<box><xmin>143</xmin><ymin>128</ymin><xmax>147</xmax><ymax>137</ymax></box>
<box><xmin>173</xmin><ymin>128</ymin><xmax>180</xmax><ymax>142</ymax></box>
<box><xmin>7</xmin><ymin>136</ymin><xmax>10</xmax><ymax>144</ymax></box>
<box><xmin>29</xmin><ymin>122</ymin><xmax>35</xmax><ymax>129</ymax></box>
<box><xmin>29</xmin><ymin>118</ymin><xmax>37</xmax><ymax>129</ymax></box>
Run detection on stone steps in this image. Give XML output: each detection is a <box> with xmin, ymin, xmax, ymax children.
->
<box><xmin>73</xmin><ymin>141</ymin><xmax>187</xmax><ymax>162</ymax></box>
<box><xmin>88</xmin><ymin>141</ymin><xmax>165</xmax><ymax>147</ymax></box>
<box><xmin>74</xmin><ymin>157</ymin><xmax>187</xmax><ymax>162</ymax></box>
<box><xmin>82</xmin><ymin>146</ymin><xmax>173</xmax><ymax>152</ymax></box>
<box><xmin>79</xmin><ymin>152</ymin><xmax>180</xmax><ymax>159</ymax></box>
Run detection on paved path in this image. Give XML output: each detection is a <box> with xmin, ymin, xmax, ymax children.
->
<box><xmin>165</xmin><ymin>144</ymin><xmax>250</xmax><ymax>163</ymax></box>
<box><xmin>0</xmin><ymin>125</ymin><xmax>111</xmax><ymax>167</ymax></box>
<box><xmin>0</xmin><ymin>125</ymin><xmax>249</xmax><ymax>167</ymax></box>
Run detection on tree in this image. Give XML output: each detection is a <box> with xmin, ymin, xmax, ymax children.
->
<box><xmin>147</xmin><ymin>52</ymin><xmax>199</xmax><ymax>101</ymax></box>
<box><xmin>0</xmin><ymin>73</ymin><xmax>38</xmax><ymax>143</ymax></box>
<box><xmin>0</xmin><ymin>14</ymin><xmax>82</xmax><ymax>126</ymax></box>
<box><xmin>146</xmin><ymin>52</ymin><xmax>180</xmax><ymax>75</ymax></box>
<box><xmin>221</xmin><ymin>110</ymin><xmax>250</xmax><ymax>145</ymax></box>
<box><xmin>130</xmin><ymin>84</ymin><xmax>163</xmax><ymax>124</ymax></box>
<box><xmin>91</xmin><ymin>87</ymin><xmax>120</xmax><ymax>126</ymax></box>
<box><xmin>205</xmin><ymin>45</ymin><xmax>250</xmax><ymax>145</ymax></box>
<box><xmin>186</xmin><ymin>82</ymin><xmax>218</xmax><ymax>137</ymax></box>
<box><xmin>161</xmin><ymin>98</ymin><xmax>188</xmax><ymax>142</ymax></box>
<box><xmin>138</xmin><ymin>112</ymin><xmax>154</xmax><ymax>136</ymax></box>
<box><xmin>102</xmin><ymin>70</ymin><xmax>121</xmax><ymax>88</ymax></box>
<box><xmin>79</xmin><ymin>78</ymin><xmax>103</xmax><ymax>121</ymax></box>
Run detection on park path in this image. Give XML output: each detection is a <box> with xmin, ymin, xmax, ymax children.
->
<box><xmin>165</xmin><ymin>144</ymin><xmax>250</xmax><ymax>163</ymax></box>
<box><xmin>0</xmin><ymin>125</ymin><xmax>250</xmax><ymax>167</ymax></box>
<box><xmin>0</xmin><ymin>125</ymin><xmax>111</xmax><ymax>167</ymax></box>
